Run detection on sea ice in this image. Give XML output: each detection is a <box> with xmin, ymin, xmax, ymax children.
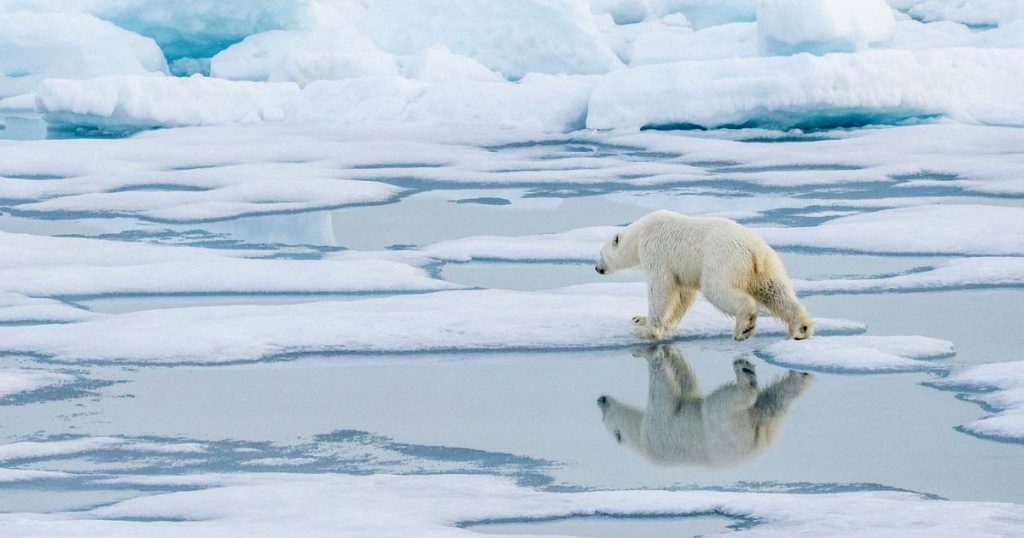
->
<box><xmin>1</xmin><ymin>472</ymin><xmax>1022</xmax><ymax>536</ymax></box>
<box><xmin>757</xmin><ymin>0</ymin><xmax>895</xmax><ymax>56</ymax></box>
<box><xmin>0</xmin><ymin>292</ymin><xmax>97</xmax><ymax>324</ymax></box>
<box><xmin>756</xmin><ymin>205</ymin><xmax>1024</xmax><ymax>256</ymax></box>
<box><xmin>0</xmin><ymin>231</ymin><xmax>456</xmax><ymax>297</ymax></box>
<box><xmin>931</xmin><ymin>361</ymin><xmax>1024</xmax><ymax>443</ymax></box>
<box><xmin>0</xmin><ymin>369</ymin><xmax>73</xmax><ymax>398</ymax></box>
<box><xmin>0</xmin><ymin>289</ymin><xmax>864</xmax><ymax>363</ymax></box>
<box><xmin>795</xmin><ymin>257</ymin><xmax>1024</xmax><ymax>294</ymax></box>
<box><xmin>759</xmin><ymin>335</ymin><xmax>954</xmax><ymax>372</ymax></box>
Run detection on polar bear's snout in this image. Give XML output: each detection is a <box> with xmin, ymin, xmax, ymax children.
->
<box><xmin>595</xmin><ymin>260</ymin><xmax>606</xmax><ymax>274</ymax></box>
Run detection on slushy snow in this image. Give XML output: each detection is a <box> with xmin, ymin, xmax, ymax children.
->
<box><xmin>0</xmin><ymin>369</ymin><xmax>73</xmax><ymax>398</ymax></box>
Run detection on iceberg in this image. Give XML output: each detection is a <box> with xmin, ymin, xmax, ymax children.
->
<box><xmin>0</xmin><ymin>0</ymin><xmax>305</xmax><ymax>60</ymax></box>
<box><xmin>365</xmin><ymin>0</ymin><xmax>622</xmax><ymax>79</ymax></box>
<box><xmin>758</xmin><ymin>0</ymin><xmax>895</xmax><ymax>56</ymax></box>
<box><xmin>890</xmin><ymin>0</ymin><xmax>1024</xmax><ymax>27</ymax></box>
<box><xmin>288</xmin><ymin>74</ymin><xmax>593</xmax><ymax>132</ymax></box>
<box><xmin>587</xmin><ymin>48</ymin><xmax>1024</xmax><ymax>130</ymax></box>
<box><xmin>0</xmin><ymin>11</ymin><xmax>166</xmax><ymax>98</ymax></box>
<box><xmin>651</xmin><ymin>0</ymin><xmax>757</xmax><ymax>28</ymax></box>
<box><xmin>210</xmin><ymin>30</ymin><xmax>399</xmax><ymax>86</ymax></box>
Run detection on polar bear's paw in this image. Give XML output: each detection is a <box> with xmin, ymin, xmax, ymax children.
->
<box><xmin>733</xmin><ymin>313</ymin><xmax>757</xmax><ymax>341</ymax></box>
<box><xmin>733</xmin><ymin>358</ymin><xmax>758</xmax><ymax>388</ymax></box>
<box><xmin>631</xmin><ymin>316</ymin><xmax>663</xmax><ymax>340</ymax></box>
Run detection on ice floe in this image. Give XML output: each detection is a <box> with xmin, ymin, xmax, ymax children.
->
<box><xmin>588</xmin><ymin>49</ymin><xmax>1024</xmax><ymax>130</ymax></box>
<box><xmin>757</xmin><ymin>205</ymin><xmax>1024</xmax><ymax>256</ymax></box>
<box><xmin>0</xmin><ymin>289</ymin><xmax>864</xmax><ymax>364</ymax></box>
<box><xmin>0</xmin><ymin>369</ymin><xmax>73</xmax><ymax>398</ymax></box>
<box><xmin>0</xmin><ymin>231</ymin><xmax>455</xmax><ymax>297</ymax></box>
<box><xmin>931</xmin><ymin>361</ymin><xmax>1024</xmax><ymax>443</ymax></box>
<box><xmin>759</xmin><ymin>335</ymin><xmax>954</xmax><ymax>373</ymax></box>
<box><xmin>1</xmin><ymin>472</ymin><xmax>1022</xmax><ymax>536</ymax></box>
<box><xmin>796</xmin><ymin>257</ymin><xmax>1024</xmax><ymax>294</ymax></box>
<box><xmin>0</xmin><ymin>292</ymin><xmax>96</xmax><ymax>324</ymax></box>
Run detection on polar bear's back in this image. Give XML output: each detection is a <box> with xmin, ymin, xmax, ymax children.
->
<box><xmin>632</xmin><ymin>210</ymin><xmax>781</xmax><ymax>291</ymax></box>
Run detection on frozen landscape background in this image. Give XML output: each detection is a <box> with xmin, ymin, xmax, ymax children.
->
<box><xmin>2</xmin><ymin>0</ymin><xmax>1024</xmax><ymax>535</ymax></box>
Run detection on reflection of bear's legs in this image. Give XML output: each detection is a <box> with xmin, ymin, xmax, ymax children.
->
<box><xmin>704</xmin><ymin>284</ymin><xmax>759</xmax><ymax>341</ymax></box>
<box><xmin>706</xmin><ymin>359</ymin><xmax>759</xmax><ymax>411</ymax></box>
<box><xmin>633</xmin><ymin>274</ymin><xmax>681</xmax><ymax>340</ymax></box>
<box><xmin>658</xmin><ymin>345</ymin><xmax>700</xmax><ymax>399</ymax></box>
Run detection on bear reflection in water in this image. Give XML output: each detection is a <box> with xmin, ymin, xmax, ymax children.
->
<box><xmin>597</xmin><ymin>345</ymin><xmax>812</xmax><ymax>467</ymax></box>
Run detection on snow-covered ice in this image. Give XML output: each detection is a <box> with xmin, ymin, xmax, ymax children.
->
<box><xmin>759</xmin><ymin>335</ymin><xmax>954</xmax><ymax>373</ymax></box>
<box><xmin>795</xmin><ymin>257</ymin><xmax>1024</xmax><ymax>294</ymax></box>
<box><xmin>0</xmin><ymin>289</ymin><xmax>864</xmax><ymax>364</ymax></box>
<box><xmin>931</xmin><ymin>361</ymin><xmax>1024</xmax><ymax>443</ymax></box>
<box><xmin>2</xmin><ymin>472</ymin><xmax>1023</xmax><ymax>537</ymax></box>
<box><xmin>0</xmin><ymin>369</ymin><xmax>73</xmax><ymax>398</ymax></box>
<box><xmin>0</xmin><ymin>231</ymin><xmax>454</xmax><ymax>297</ymax></box>
<box><xmin>757</xmin><ymin>205</ymin><xmax>1024</xmax><ymax>256</ymax></box>
<box><xmin>0</xmin><ymin>292</ymin><xmax>96</xmax><ymax>323</ymax></box>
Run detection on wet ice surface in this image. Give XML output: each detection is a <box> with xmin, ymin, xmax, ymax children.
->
<box><xmin>2</xmin><ymin>124</ymin><xmax>1024</xmax><ymax>535</ymax></box>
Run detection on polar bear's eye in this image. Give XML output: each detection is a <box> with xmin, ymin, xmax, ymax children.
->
<box><xmin>613</xmin><ymin>234</ymin><xmax>620</xmax><ymax>247</ymax></box>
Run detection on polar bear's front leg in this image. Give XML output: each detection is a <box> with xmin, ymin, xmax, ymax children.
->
<box><xmin>633</xmin><ymin>274</ymin><xmax>681</xmax><ymax>340</ymax></box>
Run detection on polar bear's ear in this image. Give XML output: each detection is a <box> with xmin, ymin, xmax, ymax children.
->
<box><xmin>613</xmin><ymin>234</ymin><xmax>620</xmax><ymax>247</ymax></box>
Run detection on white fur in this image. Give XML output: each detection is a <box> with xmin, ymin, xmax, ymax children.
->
<box><xmin>595</xmin><ymin>209</ymin><xmax>814</xmax><ymax>341</ymax></box>
<box><xmin>598</xmin><ymin>345</ymin><xmax>812</xmax><ymax>466</ymax></box>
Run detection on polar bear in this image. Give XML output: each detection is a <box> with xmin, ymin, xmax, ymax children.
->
<box><xmin>597</xmin><ymin>345</ymin><xmax>812</xmax><ymax>466</ymax></box>
<box><xmin>594</xmin><ymin>210</ymin><xmax>813</xmax><ymax>341</ymax></box>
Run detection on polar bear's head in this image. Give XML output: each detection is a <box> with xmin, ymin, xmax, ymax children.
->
<box><xmin>596</xmin><ymin>395</ymin><xmax>643</xmax><ymax>448</ymax></box>
<box><xmin>595</xmin><ymin>229</ymin><xmax>639</xmax><ymax>275</ymax></box>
